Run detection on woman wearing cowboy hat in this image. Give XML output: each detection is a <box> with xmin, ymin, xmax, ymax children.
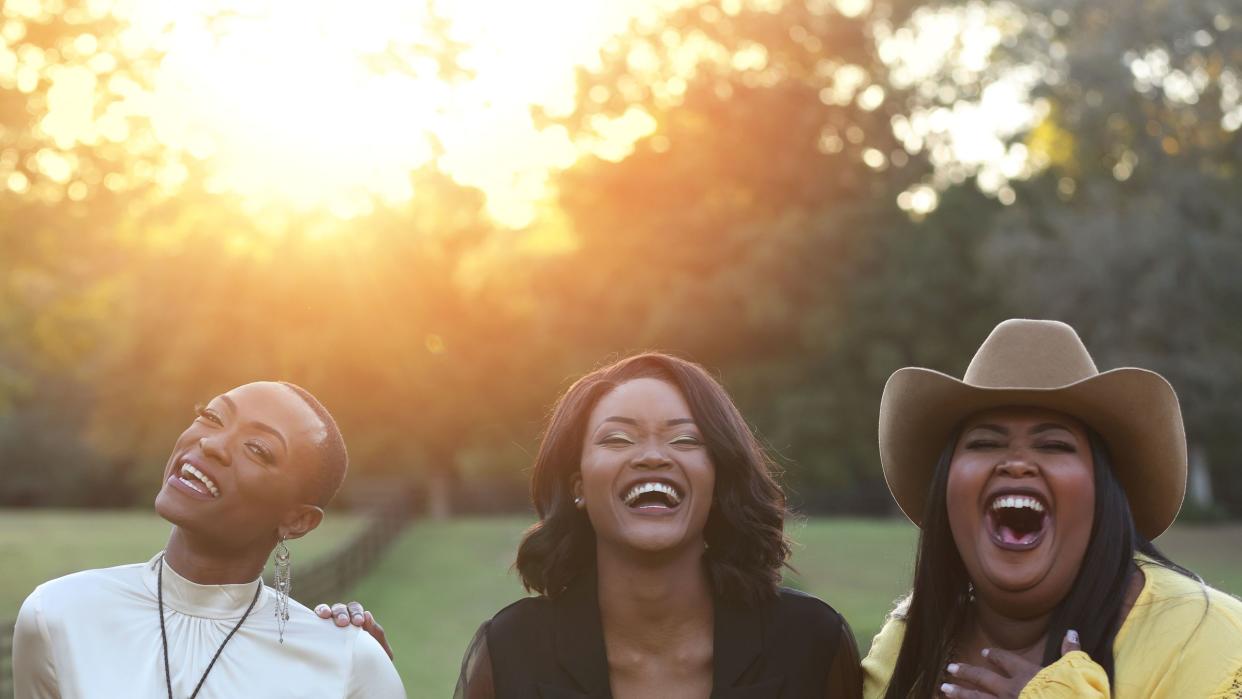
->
<box><xmin>863</xmin><ymin>319</ymin><xmax>1242</xmax><ymax>698</ymax></box>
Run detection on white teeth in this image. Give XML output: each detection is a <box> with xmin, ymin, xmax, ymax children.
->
<box><xmin>621</xmin><ymin>481</ymin><xmax>683</xmax><ymax>507</ymax></box>
<box><xmin>990</xmin><ymin>495</ymin><xmax>1044</xmax><ymax>512</ymax></box>
<box><xmin>179</xmin><ymin>462</ymin><xmax>220</xmax><ymax>498</ymax></box>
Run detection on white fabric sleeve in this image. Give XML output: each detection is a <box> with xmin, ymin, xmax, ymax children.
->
<box><xmin>346</xmin><ymin>627</ymin><xmax>406</xmax><ymax>699</ymax></box>
<box><xmin>13</xmin><ymin>586</ymin><xmax>61</xmax><ymax>699</ymax></box>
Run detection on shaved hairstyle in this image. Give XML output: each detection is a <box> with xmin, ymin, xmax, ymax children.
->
<box><xmin>278</xmin><ymin>381</ymin><xmax>348</xmax><ymax>506</ymax></box>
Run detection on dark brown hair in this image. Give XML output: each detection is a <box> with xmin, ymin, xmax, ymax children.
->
<box><xmin>514</xmin><ymin>352</ymin><xmax>790</xmax><ymax>605</ymax></box>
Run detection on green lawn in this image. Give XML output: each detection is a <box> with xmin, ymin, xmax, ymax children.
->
<box><xmin>353</xmin><ymin>517</ymin><xmax>1242</xmax><ymax>698</ymax></box>
<box><xmin>2</xmin><ymin>513</ymin><xmax>1239</xmax><ymax>698</ymax></box>
<box><xmin>0</xmin><ymin>509</ymin><xmax>364</xmax><ymax>621</ymax></box>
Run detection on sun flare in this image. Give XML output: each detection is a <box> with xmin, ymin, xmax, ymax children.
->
<box><xmin>100</xmin><ymin>0</ymin><xmax>683</xmax><ymax>225</ymax></box>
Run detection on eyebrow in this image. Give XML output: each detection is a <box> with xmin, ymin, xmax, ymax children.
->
<box><xmin>250</xmin><ymin>421</ymin><xmax>288</xmax><ymax>451</ymax></box>
<box><xmin>213</xmin><ymin>395</ymin><xmax>288</xmax><ymax>450</ymax></box>
<box><xmin>966</xmin><ymin>423</ymin><xmax>1075</xmax><ymax>437</ymax></box>
<box><xmin>602</xmin><ymin>416</ymin><xmax>638</xmax><ymax>426</ymax></box>
<box><xmin>601</xmin><ymin>416</ymin><xmax>697</xmax><ymax>427</ymax></box>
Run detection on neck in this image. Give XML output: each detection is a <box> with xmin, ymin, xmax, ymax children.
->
<box><xmin>968</xmin><ymin>597</ymin><xmax>1050</xmax><ymax>655</ymax></box>
<box><xmin>596</xmin><ymin>539</ymin><xmax>713</xmax><ymax>650</ymax></box>
<box><xmin>163</xmin><ymin>527</ymin><xmax>269</xmax><ymax>585</ymax></box>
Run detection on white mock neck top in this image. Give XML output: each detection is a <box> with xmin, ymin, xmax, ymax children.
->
<box><xmin>13</xmin><ymin>553</ymin><xmax>405</xmax><ymax>698</ymax></box>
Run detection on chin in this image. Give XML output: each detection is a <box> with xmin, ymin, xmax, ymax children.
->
<box><xmin>617</xmin><ymin>521</ymin><xmax>701</xmax><ymax>555</ymax></box>
<box><xmin>154</xmin><ymin>489</ymin><xmax>190</xmax><ymax>527</ymax></box>
<box><xmin>975</xmin><ymin>564</ymin><xmax>1071</xmax><ymax>618</ymax></box>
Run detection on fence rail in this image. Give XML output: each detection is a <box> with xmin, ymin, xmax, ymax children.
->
<box><xmin>0</xmin><ymin>491</ymin><xmax>414</xmax><ymax>697</ymax></box>
<box><xmin>276</xmin><ymin>491</ymin><xmax>414</xmax><ymax>606</ymax></box>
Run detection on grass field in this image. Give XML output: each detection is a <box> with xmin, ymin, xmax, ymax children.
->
<box><xmin>2</xmin><ymin>513</ymin><xmax>1240</xmax><ymax>697</ymax></box>
<box><xmin>353</xmin><ymin>517</ymin><xmax>1242</xmax><ymax>697</ymax></box>
<box><xmin>0</xmin><ymin>509</ymin><xmax>365</xmax><ymax>622</ymax></box>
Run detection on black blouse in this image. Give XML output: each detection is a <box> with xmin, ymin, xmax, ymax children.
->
<box><xmin>454</xmin><ymin>573</ymin><xmax>862</xmax><ymax>699</ymax></box>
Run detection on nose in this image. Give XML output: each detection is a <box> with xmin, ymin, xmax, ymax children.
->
<box><xmin>996</xmin><ymin>458</ymin><xmax>1038</xmax><ymax>478</ymax></box>
<box><xmin>633</xmin><ymin>446</ymin><xmax>672</xmax><ymax>470</ymax></box>
<box><xmin>198</xmin><ymin>435</ymin><xmax>232</xmax><ymax>466</ymax></box>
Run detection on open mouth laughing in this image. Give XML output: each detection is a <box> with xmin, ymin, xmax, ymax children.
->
<box><xmin>985</xmin><ymin>491</ymin><xmax>1049</xmax><ymax>550</ymax></box>
<box><xmin>619</xmin><ymin>479</ymin><xmax>683</xmax><ymax>512</ymax></box>
<box><xmin>168</xmin><ymin>460</ymin><xmax>221</xmax><ymax>499</ymax></box>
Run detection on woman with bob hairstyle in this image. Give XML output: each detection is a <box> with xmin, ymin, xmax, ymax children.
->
<box><xmin>453</xmin><ymin>351</ymin><xmax>861</xmax><ymax>698</ymax></box>
<box><xmin>863</xmin><ymin>319</ymin><xmax>1242</xmax><ymax>698</ymax></box>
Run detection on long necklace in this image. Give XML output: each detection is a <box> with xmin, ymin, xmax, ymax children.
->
<box><xmin>157</xmin><ymin>554</ymin><xmax>264</xmax><ymax>699</ymax></box>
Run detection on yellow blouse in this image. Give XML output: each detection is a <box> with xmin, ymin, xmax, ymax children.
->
<box><xmin>862</xmin><ymin>558</ymin><xmax>1242</xmax><ymax>698</ymax></box>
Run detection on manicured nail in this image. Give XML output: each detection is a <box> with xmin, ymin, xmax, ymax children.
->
<box><xmin>946</xmin><ymin>663</ymin><xmax>959</xmax><ymax>675</ymax></box>
<box><xmin>1068</xmin><ymin>629</ymin><xmax>1080</xmax><ymax>644</ymax></box>
<box><xmin>941</xmin><ymin>684</ymin><xmax>956</xmax><ymax>696</ymax></box>
<box><xmin>337</xmin><ymin>613</ymin><xmax>348</xmax><ymax>623</ymax></box>
<box><xmin>981</xmin><ymin>648</ymin><xmax>990</xmax><ymax>658</ymax></box>
<box><xmin>352</xmin><ymin>614</ymin><xmax>364</xmax><ymax>624</ymax></box>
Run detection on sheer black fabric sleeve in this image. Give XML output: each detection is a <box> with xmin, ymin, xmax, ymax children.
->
<box><xmin>453</xmin><ymin>621</ymin><xmax>495</xmax><ymax>699</ymax></box>
<box><xmin>824</xmin><ymin>615</ymin><xmax>863</xmax><ymax>698</ymax></box>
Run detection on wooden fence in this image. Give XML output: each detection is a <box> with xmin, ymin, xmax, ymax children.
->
<box><xmin>274</xmin><ymin>491</ymin><xmax>414</xmax><ymax>606</ymax></box>
<box><xmin>0</xmin><ymin>491</ymin><xmax>414</xmax><ymax>697</ymax></box>
<box><xmin>0</xmin><ymin>621</ymin><xmax>10</xmax><ymax>699</ymax></box>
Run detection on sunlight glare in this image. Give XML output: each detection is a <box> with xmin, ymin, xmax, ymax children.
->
<box><xmin>112</xmin><ymin>0</ymin><xmax>687</xmax><ymax>226</ymax></box>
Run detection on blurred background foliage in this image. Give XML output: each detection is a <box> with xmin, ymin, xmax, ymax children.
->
<box><xmin>1</xmin><ymin>0</ymin><xmax>1240</xmax><ymax>517</ymax></box>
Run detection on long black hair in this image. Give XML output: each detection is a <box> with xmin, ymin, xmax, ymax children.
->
<box><xmin>514</xmin><ymin>352</ymin><xmax>790</xmax><ymax>606</ymax></box>
<box><xmin>883</xmin><ymin>429</ymin><xmax>1197</xmax><ymax>698</ymax></box>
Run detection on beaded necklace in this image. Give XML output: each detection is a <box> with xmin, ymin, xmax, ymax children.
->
<box><xmin>157</xmin><ymin>555</ymin><xmax>263</xmax><ymax>699</ymax></box>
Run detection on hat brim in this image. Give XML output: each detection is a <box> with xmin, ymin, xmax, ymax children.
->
<box><xmin>878</xmin><ymin>366</ymin><xmax>1187</xmax><ymax>539</ymax></box>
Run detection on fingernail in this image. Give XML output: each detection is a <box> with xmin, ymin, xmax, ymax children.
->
<box><xmin>981</xmin><ymin>648</ymin><xmax>990</xmax><ymax>657</ymax></box>
<box><xmin>337</xmin><ymin>613</ymin><xmax>348</xmax><ymax>623</ymax></box>
<box><xmin>352</xmin><ymin>614</ymin><xmax>364</xmax><ymax>624</ymax></box>
<box><xmin>1068</xmin><ymin>629</ymin><xmax>1080</xmax><ymax>643</ymax></box>
<box><xmin>941</xmin><ymin>684</ymin><xmax>956</xmax><ymax>696</ymax></box>
<box><xmin>946</xmin><ymin>663</ymin><xmax>959</xmax><ymax>675</ymax></box>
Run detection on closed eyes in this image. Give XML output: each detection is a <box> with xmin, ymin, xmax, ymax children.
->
<box><xmin>246</xmin><ymin>441</ymin><xmax>275</xmax><ymax>464</ymax></box>
<box><xmin>597</xmin><ymin>433</ymin><xmax>702</xmax><ymax>447</ymax></box>
<box><xmin>964</xmin><ymin>439</ymin><xmax>1076</xmax><ymax>452</ymax></box>
<box><xmin>194</xmin><ymin>404</ymin><xmax>223</xmax><ymax>426</ymax></box>
<box><xmin>1036</xmin><ymin>441</ymin><xmax>1076</xmax><ymax>452</ymax></box>
<box><xmin>599</xmin><ymin>433</ymin><xmax>635</xmax><ymax>446</ymax></box>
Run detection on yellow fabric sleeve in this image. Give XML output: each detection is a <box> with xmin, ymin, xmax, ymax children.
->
<box><xmin>1019</xmin><ymin>651</ymin><xmax>1109</xmax><ymax>699</ymax></box>
<box><xmin>1209</xmin><ymin>661</ymin><xmax>1242</xmax><ymax>699</ymax></box>
<box><xmin>861</xmin><ymin>615</ymin><xmax>905</xmax><ymax>699</ymax></box>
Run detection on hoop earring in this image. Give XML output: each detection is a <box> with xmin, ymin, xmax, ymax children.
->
<box><xmin>274</xmin><ymin>538</ymin><xmax>292</xmax><ymax>644</ymax></box>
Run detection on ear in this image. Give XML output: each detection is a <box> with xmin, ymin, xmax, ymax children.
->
<box><xmin>570</xmin><ymin>472</ymin><xmax>584</xmax><ymax>501</ymax></box>
<box><xmin>277</xmin><ymin>504</ymin><xmax>324</xmax><ymax>541</ymax></box>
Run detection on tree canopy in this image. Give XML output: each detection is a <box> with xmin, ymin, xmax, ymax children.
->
<box><xmin>1</xmin><ymin>0</ymin><xmax>1239</xmax><ymax>517</ymax></box>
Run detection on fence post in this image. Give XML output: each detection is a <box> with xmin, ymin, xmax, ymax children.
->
<box><xmin>1</xmin><ymin>619</ymin><xmax>12</xmax><ymax>699</ymax></box>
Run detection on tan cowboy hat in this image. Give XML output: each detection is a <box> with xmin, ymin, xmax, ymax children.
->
<box><xmin>878</xmin><ymin>318</ymin><xmax>1186</xmax><ymax>539</ymax></box>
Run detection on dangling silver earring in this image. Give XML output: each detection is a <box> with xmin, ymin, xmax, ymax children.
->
<box><xmin>274</xmin><ymin>537</ymin><xmax>292</xmax><ymax>644</ymax></box>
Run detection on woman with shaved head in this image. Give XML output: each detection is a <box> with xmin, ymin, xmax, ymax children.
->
<box><xmin>13</xmin><ymin>381</ymin><xmax>405</xmax><ymax>698</ymax></box>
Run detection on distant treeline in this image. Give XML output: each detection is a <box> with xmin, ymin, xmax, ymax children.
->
<box><xmin>2</xmin><ymin>0</ymin><xmax>1240</xmax><ymax>516</ymax></box>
